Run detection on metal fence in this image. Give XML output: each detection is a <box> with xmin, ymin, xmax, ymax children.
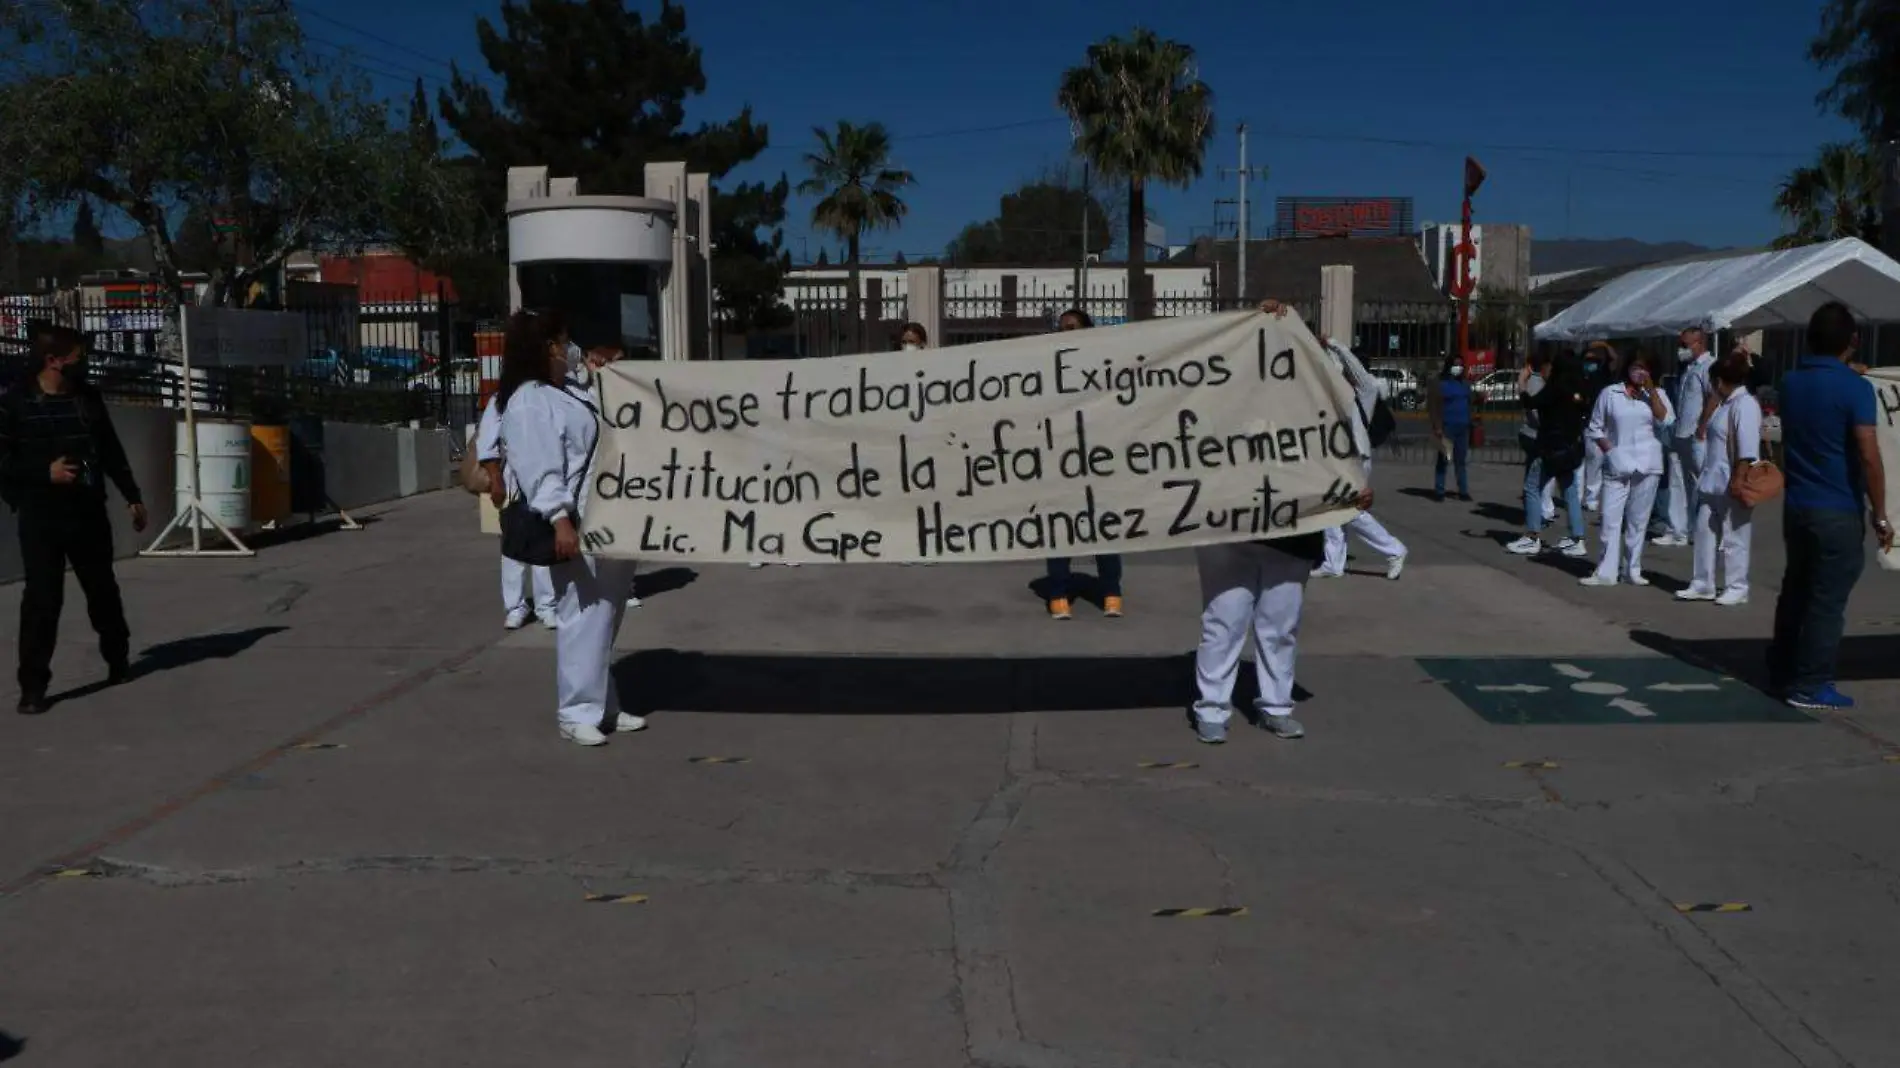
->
<box><xmin>0</xmin><ymin>283</ymin><xmax>483</xmax><ymax>430</ymax></box>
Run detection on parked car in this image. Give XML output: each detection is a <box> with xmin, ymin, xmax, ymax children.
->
<box><xmin>1366</xmin><ymin>366</ymin><xmax>1424</xmax><ymax>411</ymax></box>
<box><xmin>1472</xmin><ymin>369</ymin><xmax>1519</xmax><ymax>405</ymax></box>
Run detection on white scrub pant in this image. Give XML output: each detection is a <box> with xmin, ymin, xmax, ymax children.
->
<box><xmin>1583</xmin><ymin>445</ymin><xmax>1605</xmax><ymax>509</ymax></box>
<box><xmin>1321</xmin><ymin>512</ymin><xmax>1408</xmax><ymax>575</ymax></box>
<box><xmin>1665</xmin><ymin>437</ymin><xmax>1705</xmax><ymax>539</ymax></box>
<box><xmin>1593</xmin><ymin>473</ymin><xmax>1661</xmax><ymax>582</ymax></box>
<box><xmin>1193</xmin><ymin>543</ymin><xmax>1308</xmax><ymax>724</ymax></box>
<box><xmin>502</xmin><ymin>555</ymin><xmax>557</xmax><ymax>618</ymax></box>
<box><xmin>551</xmin><ymin>555</ymin><xmax>637</xmax><ymax>730</ymax></box>
<box><xmin>1318</xmin><ymin>458</ymin><xmax>1407</xmax><ymax>575</ymax></box>
<box><xmin>1690</xmin><ymin>492</ymin><xmax>1753</xmax><ymax>598</ymax></box>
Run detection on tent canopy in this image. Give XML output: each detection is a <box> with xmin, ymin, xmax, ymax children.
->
<box><xmin>1533</xmin><ymin>237</ymin><xmax>1900</xmax><ymax>342</ymax></box>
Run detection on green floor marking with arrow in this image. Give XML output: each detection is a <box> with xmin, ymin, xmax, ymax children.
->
<box><xmin>1417</xmin><ymin>657</ymin><xmax>1812</xmax><ymax>726</ymax></box>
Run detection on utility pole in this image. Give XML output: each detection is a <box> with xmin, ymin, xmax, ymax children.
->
<box><xmin>1219</xmin><ymin>124</ymin><xmax>1264</xmax><ymax>306</ymax></box>
<box><xmin>1882</xmin><ymin>139</ymin><xmax>1900</xmax><ymax>265</ymax></box>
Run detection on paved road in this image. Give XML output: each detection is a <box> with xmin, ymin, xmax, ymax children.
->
<box><xmin>0</xmin><ymin>461</ymin><xmax>1895</xmax><ymax>1068</ymax></box>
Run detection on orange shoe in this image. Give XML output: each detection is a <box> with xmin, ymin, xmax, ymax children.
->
<box><xmin>1103</xmin><ymin>595</ymin><xmax>1124</xmax><ymax>618</ymax></box>
<box><xmin>1048</xmin><ymin>598</ymin><xmax>1073</xmax><ymax>620</ymax></box>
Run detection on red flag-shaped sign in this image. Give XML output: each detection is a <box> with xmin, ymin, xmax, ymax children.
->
<box><xmin>1464</xmin><ymin>157</ymin><xmax>1487</xmax><ymax>198</ymax></box>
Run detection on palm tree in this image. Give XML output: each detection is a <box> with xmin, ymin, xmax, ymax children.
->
<box><xmin>799</xmin><ymin>121</ymin><xmax>914</xmax><ymax>351</ymax></box>
<box><xmin>1058</xmin><ymin>29</ymin><xmax>1214</xmax><ymax>320</ymax></box>
<box><xmin>1773</xmin><ymin>142</ymin><xmax>1883</xmax><ymax>249</ymax></box>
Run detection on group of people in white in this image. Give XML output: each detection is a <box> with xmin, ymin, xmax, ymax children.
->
<box><xmin>1507</xmin><ymin>327</ymin><xmax>1766</xmax><ymax>605</ymax></box>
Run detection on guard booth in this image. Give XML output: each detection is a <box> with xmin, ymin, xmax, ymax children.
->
<box><xmin>503</xmin><ymin>162</ymin><xmax>713</xmax><ymax>363</ymax></box>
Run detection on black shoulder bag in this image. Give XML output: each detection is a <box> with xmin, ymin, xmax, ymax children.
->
<box><xmin>500</xmin><ymin>384</ymin><xmax>598</xmax><ymax>567</ymax></box>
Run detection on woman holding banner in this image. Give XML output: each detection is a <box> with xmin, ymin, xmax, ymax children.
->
<box><xmin>497</xmin><ymin>309</ymin><xmax>645</xmax><ymax>747</ymax></box>
<box><xmin>1043</xmin><ymin>308</ymin><xmax>1124</xmax><ymax>619</ymax></box>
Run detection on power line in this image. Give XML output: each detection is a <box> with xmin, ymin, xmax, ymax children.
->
<box><xmin>304</xmin><ymin>36</ymin><xmax>450</xmax><ymax>88</ymax></box>
<box><xmin>294</xmin><ymin>4</ymin><xmax>459</xmax><ymax>73</ymax></box>
<box><xmin>1254</xmin><ymin>126</ymin><xmax>1811</xmax><ymax>162</ymax></box>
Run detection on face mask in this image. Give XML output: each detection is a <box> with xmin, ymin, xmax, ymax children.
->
<box><xmin>1677</xmin><ymin>347</ymin><xmax>1694</xmax><ymax>361</ymax></box>
<box><xmin>1584</xmin><ymin>362</ymin><xmax>1599</xmax><ymax>375</ymax></box>
<box><xmin>902</xmin><ymin>342</ymin><xmax>920</xmax><ymax>351</ymax></box>
<box><xmin>1449</xmin><ymin>365</ymin><xmax>1464</xmax><ymax>378</ymax></box>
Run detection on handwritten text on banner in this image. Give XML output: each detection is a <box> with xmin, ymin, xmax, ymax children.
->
<box><xmin>583</xmin><ymin>310</ymin><xmax>1367</xmax><ymax>564</ymax></box>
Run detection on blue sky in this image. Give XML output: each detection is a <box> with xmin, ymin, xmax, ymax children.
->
<box><xmin>308</xmin><ymin>0</ymin><xmax>1856</xmax><ymax>260</ymax></box>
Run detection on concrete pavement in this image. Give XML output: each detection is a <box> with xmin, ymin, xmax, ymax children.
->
<box><xmin>0</xmin><ymin>460</ymin><xmax>1895</xmax><ymax>1068</ymax></box>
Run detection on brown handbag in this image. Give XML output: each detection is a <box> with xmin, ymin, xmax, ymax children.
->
<box><xmin>1727</xmin><ymin>404</ymin><xmax>1782</xmax><ymax>508</ymax></box>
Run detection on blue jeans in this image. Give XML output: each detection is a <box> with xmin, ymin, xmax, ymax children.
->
<box><xmin>1434</xmin><ymin>424</ymin><xmax>1470</xmax><ymax>496</ymax></box>
<box><xmin>1046</xmin><ymin>555</ymin><xmax>1122</xmax><ymax>599</ymax></box>
<box><xmin>1769</xmin><ymin>509</ymin><xmax>1866</xmax><ymax>695</ymax></box>
<box><xmin>1523</xmin><ymin>440</ymin><xmax>1584</xmax><ymax>540</ymax></box>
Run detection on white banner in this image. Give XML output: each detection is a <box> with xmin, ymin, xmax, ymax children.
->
<box><xmin>584</xmin><ymin>311</ymin><xmax>1367</xmax><ymax>565</ymax></box>
<box><xmin>1869</xmin><ymin>368</ymin><xmax>1900</xmax><ymax>570</ymax></box>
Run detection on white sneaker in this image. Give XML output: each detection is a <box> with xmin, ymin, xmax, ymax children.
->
<box><xmin>1311</xmin><ymin>568</ymin><xmax>1344</xmax><ymax>579</ymax></box>
<box><xmin>748</xmin><ymin>562</ymin><xmax>766</xmax><ymax>570</ymax></box>
<box><xmin>1650</xmin><ymin>534</ymin><xmax>1689</xmax><ymax>547</ymax></box>
<box><xmin>1716</xmin><ymin>590</ymin><xmax>1750</xmax><ymax>607</ymax></box>
<box><xmin>536</xmin><ymin>605</ymin><xmax>560</xmax><ymax>630</ymax></box>
<box><xmin>626</xmin><ymin>595</ymin><xmax>642</xmax><ymax>609</ymax></box>
<box><xmin>1506</xmin><ymin>536</ymin><xmax>1543</xmax><ymax>556</ymax></box>
<box><xmin>1675</xmin><ymin>588</ymin><xmax>1717</xmax><ymax>602</ymax></box>
<box><xmin>785</xmin><ymin>561</ymin><xmax>802</xmax><ymax>568</ymax></box>
<box><xmin>1579</xmin><ymin>574</ymin><xmax>1616</xmax><ymax>587</ymax></box>
<box><xmin>505</xmin><ymin>608</ymin><xmax>529</xmax><ymax>630</ymax></box>
<box><xmin>561</xmin><ymin>723</ymin><xmax>608</xmax><ymax>747</ymax></box>
<box><xmin>1386</xmin><ymin>553</ymin><xmax>1407</xmax><ymax>580</ymax></box>
<box><xmin>613</xmin><ymin>713</ymin><xmax>648</xmax><ymax>733</ymax></box>
<box><xmin>1626</xmin><ymin>573</ymin><xmax>1652</xmax><ymax>587</ymax></box>
<box><xmin>1558</xmin><ymin>539</ymin><xmax>1590</xmax><ymax>559</ymax></box>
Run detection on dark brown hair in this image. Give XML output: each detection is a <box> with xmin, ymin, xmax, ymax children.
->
<box><xmin>1713</xmin><ymin>350</ymin><xmax>1752</xmax><ymax>387</ymax></box>
<box><xmin>30</xmin><ymin>323</ymin><xmax>85</xmax><ymax>367</ymax></box>
<box><xmin>496</xmin><ymin>308</ymin><xmax>568</xmax><ymax>411</ymax></box>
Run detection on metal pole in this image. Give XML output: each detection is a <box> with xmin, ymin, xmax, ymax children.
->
<box><xmin>1237</xmin><ymin>123</ymin><xmax>1248</xmax><ymax>308</ymax></box>
<box><xmin>1079</xmin><ymin>164</ymin><xmax>1090</xmax><ymax>310</ymax></box>
<box><xmin>182</xmin><ymin>304</ymin><xmax>203</xmax><ymax>554</ymax></box>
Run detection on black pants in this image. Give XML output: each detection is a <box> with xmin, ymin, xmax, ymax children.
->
<box><xmin>17</xmin><ymin>498</ymin><xmax>129</xmax><ymax>695</ymax></box>
<box><xmin>1769</xmin><ymin>508</ymin><xmax>1866</xmax><ymax>695</ymax></box>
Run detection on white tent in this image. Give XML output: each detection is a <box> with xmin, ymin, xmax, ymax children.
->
<box><xmin>1534</xmin><ymin>237</ymin><xmax>1900</xmax><ymax>342</ymax></box>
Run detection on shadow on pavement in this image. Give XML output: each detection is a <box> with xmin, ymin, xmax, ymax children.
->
<box><xmin>1630</xmin><ymin>629</ymin><xmax>1900</xmax><ymax>689</ymax></box>
<box><xmin>46</xmin><ymin>626</ymin><xmax>290</xmax><ymax>705</ymax></box>
<box><xmin>616</xmin><ymin>649</ymin><xmax>1311</xmax><ymax>717</ymax></box>
<box><xmin>633</xmin><ymin>567</ymin><xmax>698</xmax><ymax>600</ymax></box>
<box><xmin>0</xmin><ymin>1030</ymin><xmax>23</xmax><ymax>1061</ymax></box>
<box><xmin>241</xmin><ymin>514</ymin><xmax>383</xmax><ymax>550</ymax></box>
<box><xmin>1471</xmin><ymin>501</ymin><xmax>1526</xmax><ymax>527</ymax></box>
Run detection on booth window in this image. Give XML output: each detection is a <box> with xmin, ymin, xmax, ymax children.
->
<box><xmin>517</xmin><ymin>263</ymin><xmax>662</xmax><ymax>359</ymax></box>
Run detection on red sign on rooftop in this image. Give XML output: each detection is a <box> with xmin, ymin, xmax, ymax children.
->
<box><xmin>1276</xmin><ymin>196</ymin><xmax>1414</xmax><ymax>238</ymax></box>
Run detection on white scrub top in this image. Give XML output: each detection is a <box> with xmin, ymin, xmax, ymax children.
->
<box><xmin>1588</xmin><ymin>384</ymin><xmax>1676</xmax><ymax>479</ymax></box>
<box><xmin>1698</xmin><ymin>388</ymin><xmax>1763</xmax><ymax>496</ymax></box>
<box><xmin>499</xmin><ymin>381</ymin><xmax>600</xmax><ymax>525</ymax></box>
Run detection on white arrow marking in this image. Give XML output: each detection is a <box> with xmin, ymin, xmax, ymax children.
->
<box><xmin>1553</xmin><ymin>663</ymin><xmax>1593</xmax><ymax>680</ymax></box>
<box><xmin>1608</xmin><ymin>698</ymin><xmax>1657</xmax><ymax>718</ymax></box>
<box><xmin>1648</xmin><ymin>682</ymin><xmax>1719</xmax><ymax>693</ymax></box>
<box><xmin>1478</xmin><ymin>684</ymin><xmax>1551</xmax><ymax>694</ymax></box>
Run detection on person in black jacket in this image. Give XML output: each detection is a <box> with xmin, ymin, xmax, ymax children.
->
<box><xmin>0</xmin><ymin>324</ymin><xmax>148</xmax><ymax>715</ymax></box>
<box><xmin>1507</xmin><ymin>350</ymin><xmax>1593</xmax><ymax>558</ymax></box>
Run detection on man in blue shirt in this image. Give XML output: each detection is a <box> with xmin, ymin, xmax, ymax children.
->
<box><xmin>1768</xmin><ymin>302</ymin><xmax>1893</xmax><ymax>710</ymax></box>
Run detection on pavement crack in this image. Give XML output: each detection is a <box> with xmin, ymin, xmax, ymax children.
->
<box><xmin>81</xmin><ymin>854</ymin><xmax>938</xmax><ymax>891</ymax></box>
<box><xmin>1467</xmin><ymin>811</ymin><xmax>1855</xmax><ymax>1068</ymax></box>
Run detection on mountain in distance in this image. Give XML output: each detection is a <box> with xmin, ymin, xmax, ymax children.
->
<box><xmin>1531</xmin><ymin>238</ymin><xmax>1717</xmax><ymax>275</ymax></box>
